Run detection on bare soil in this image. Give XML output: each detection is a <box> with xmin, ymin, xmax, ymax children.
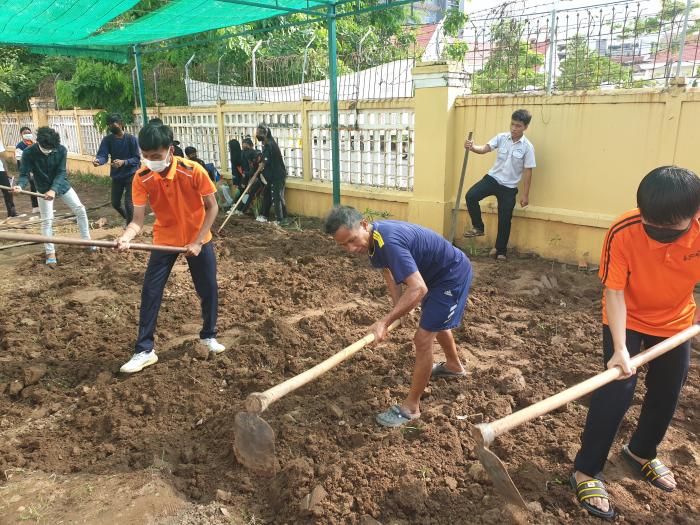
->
<box><xmin>0</xmin><ymin>178</ymin><xmax>698</xmax><ymax>524</ymax></box>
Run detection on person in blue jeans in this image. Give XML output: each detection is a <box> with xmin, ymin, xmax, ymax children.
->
<box><xmin>325</xmin><ymin>206</ymin><xmax>473</xmax><ymax>427</ymax></box>
<box><xmin>92</xmin><ymin>113</ymin><xmax>140</xmax><ymax>226</ymax></box>
<box><xmin>463</xmin><ymin>109</ymin><xmax>536</xmax><ymax>260</ymax></box>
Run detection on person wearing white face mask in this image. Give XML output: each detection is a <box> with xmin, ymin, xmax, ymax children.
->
<box><xmin>0</xmin><ymin>135</ymin><xmax>17</xmax><ymax>218</ymax></box>
<box><xmin>13</xmin><ymin>126</ymin><xmax>94</xmax><ymax>267</ymax></box>
<box><xmin>115</xmin><ymin>122</ymin><xmax>224</xmax><ymax>374</ymax></box>
<box><xmin>15</xmin><ymin>126</ymin><xmax>40</xmax><ymax>213</ymax></box>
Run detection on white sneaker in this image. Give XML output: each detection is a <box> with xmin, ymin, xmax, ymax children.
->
<box><xmin>200</xmin><ymin>338</ymin><xmax>226</xmax><ymax>354</ymax></box>
<box><xmin>255</xmin><ymin>216</ymin><xmax>268</xmax><ymax>223</ymax></box>
<box><xmin>120</xmin><ymin>350</ymin><xmax>158</xmax><ymax>373</ymax></box>
<box><xmin>31</xmin><ymin>207</ymin><xmax>40</xmax><ymax>214</ymax></box>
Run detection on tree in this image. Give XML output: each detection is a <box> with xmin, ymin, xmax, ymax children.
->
<box><xmin>0</xmin><ymin>47</ymin><xmax>74</xmax><ymax>111</ymax></box>
<box><xmin>557</xmin><ymin>36</ymin><xmax>639</xmax><ymax>90</ymax></box>
<box><xmin>55</xmin><ymin>59</ymin><xmax>133</xmax><ymax>129</ymax></box>
<box><xmin>441</xmin><ymin>8</ymin><xmax>470</xmax><ymax>62</ymax></box>
<box><xmin>472</xmin><ymin>19</ymin><xmax>545</xmax><ymax>94</ymax></box>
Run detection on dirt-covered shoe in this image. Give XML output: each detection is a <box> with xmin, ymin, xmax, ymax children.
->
<box><xmin>120</xmin><ymin>350</ymin><xmax>158</xmax><ymax>374</ymax></box>
<box><xmin>200</xmin><ymin>338</ymin><xmax>226</xmax><ymax>354</ymax></box>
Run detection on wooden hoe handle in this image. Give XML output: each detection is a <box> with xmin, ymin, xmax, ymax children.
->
<box><xmin>474</xmin><ymin>324</ymin><xmax>700</xmax><ymax>446</ymax></box>
<box><xmin>245</xmin><ymin>318</ymin><xmax>402</xmax><ymax>413</ymax></box>
<box><xmin>0</xmin><ymin>184</ymin><xmax>46</xmax><ymax>199</ymax></box>
<box><xmin>0</xmin><ymin>231</ymin><xmax>187</xmax><ymax>253</ymax></box>
<box><xmin>217</xmin><ymin>173</ymin><xmax>259</xmax><ymax>234</ymax></box>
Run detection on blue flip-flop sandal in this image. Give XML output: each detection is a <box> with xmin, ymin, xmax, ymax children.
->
<box><xmin>376</xmin><ymin>404</ymin><xmax>419</xmax><ymax>428</ymax></box>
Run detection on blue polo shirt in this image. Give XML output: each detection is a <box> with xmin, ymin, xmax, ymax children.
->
<box><xmin>369</xmin><ymin>220</ymin><xmax>471</xmax><ymax>289</ymax></box>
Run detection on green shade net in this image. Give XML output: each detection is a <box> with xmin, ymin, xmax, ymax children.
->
<box><xmin>0</xmin><ymin>0</ymin><xmax>329</xmax><ymax>62</ymax></box>
<box><xmin>0</xmin><ymin>0</ymin><xmax>141</xmax><ymax>46</ymax></box>
<box><xmin>81</xmin><ymin>0</ymin><xmax>327</xmax><ymax>46</ymax></box>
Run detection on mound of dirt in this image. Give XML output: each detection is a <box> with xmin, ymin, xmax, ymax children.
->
<box><xmin>0</xmin><ymin>180</ymin><xmax>698</xmax><ymax>524</ymax></box>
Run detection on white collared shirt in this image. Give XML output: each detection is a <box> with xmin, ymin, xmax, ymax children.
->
<box><xmin>487</xmin><ymin>132</ymin><xmax>536</xmax><ymax>188</ymax></box>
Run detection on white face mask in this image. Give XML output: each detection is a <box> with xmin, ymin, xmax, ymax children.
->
<box><xmin>22</xmin><ymin>133</ymin><xmax>33</xmax><ymax>141</ymax></box>
<box><xmin>38</xmin><ymin>144</ymin><xmax>54</xmax><ymax>155</ymax></box>
<box><xmin>142</xmin><ymin>152</ymin><xmax>171</xmax><ymax>173</ymax></box>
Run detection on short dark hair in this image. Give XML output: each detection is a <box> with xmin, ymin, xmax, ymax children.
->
<box><xmin>36</xmin><ymin>127</ymin><xmax>60</xmax><ymax>149</ymax></box>
<box><xmin>148</xmin><ymin>117</ymin><xmax>164</xmax><ymax>126</ymax></box>
<box><xmin>108</xmin><ymin>113</ymin><xmax>123</xmax><ymax>125</ymax></box>
<box><xmin>20</xmin><ymin>126</ymin><xmax>31</xmax><ymax>134</ymax></box>
<box><xmin>138</xmin><ymin>123</ymin><xmax>174</xmax><ymax>152</ymax></box>
<box><xmin>511</xmin><ymin>109</ymin><xmax>532</xmax><ymax>126</ymax></box>
<box><xmin>184</xmin><ymin>146</ymin><xmax>197</xmax><ymax>156</ymax></box>
<box><xmin>324</xmin><ymin>205</ymin><xmax>363</xmax><ymax>235</ymax></box>
<box><xmin>242</xmin><ymin>137</ymin><xmax>253</xmax><ymax>146</ymax></box>
<box><xmin>637</xmin><ymin>166</ymin><xmax>700</xmax><ymax>225</ymax></box>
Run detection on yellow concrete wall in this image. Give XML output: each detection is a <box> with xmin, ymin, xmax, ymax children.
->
<box><xmin>451</xmin><ymin>87</ymin><xmax>700</xmax><ymax>263</ymax></box>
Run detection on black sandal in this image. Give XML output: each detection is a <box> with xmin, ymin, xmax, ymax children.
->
<box><xmin>622</xmin><ymin>445</ymin><xmax>675</xmax><ymax>493</ymax></box>
<box><xmin>570</xmin><ymin>474</ymin><xmax>615</xmax><ymax>520</ymax></box>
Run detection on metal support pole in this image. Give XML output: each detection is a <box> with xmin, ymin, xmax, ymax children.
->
<box><xmin>252</xmin><ymin>40</ymin><xmax>262</xmax><ymax>102</ymax></box>
<box><xmin>675</xmin><ymin>0</ymin><xmax>692</xmax><ymax>79</ymax></box>
<box><xmin>133</xmin><ymin>46</ymin><xmax>148</xmax><ymax>126</ymax></box>
<box><xmin>328</xmin><ymin>5</ymin><xmax>341</xmax><ymax>205</ymax></box>
<box><xmin>546</xmin><ymin>4</ymin><xmax>557</xmax><ymax>95</ymax></box>
<box><xmin>131</xmin><ymin>67</ymin><xmax>138</xmax><ymax>109</ymax></box>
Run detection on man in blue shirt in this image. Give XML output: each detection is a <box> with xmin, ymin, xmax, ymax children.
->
<box><xmin>325</xmin><ymin>206</ymin><xmax>473</xmax><ymax>427</ymax></box>
<box><xmin>92</xmin><ymin>114</ymin><xmax>140</xmax><ymax>226</ymax></box>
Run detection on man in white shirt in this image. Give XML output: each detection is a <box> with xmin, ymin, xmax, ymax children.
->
<box><xmin>462</xmin><ymin>109</ymin><xmax>536</xmax><ymax>260</ymax></box>
<box><xmin>0</xmin><ymin>139</ymin><xmax>18</xmax><ymax>218</ymax></box>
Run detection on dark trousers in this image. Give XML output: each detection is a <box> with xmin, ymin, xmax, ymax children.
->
<box><xmin>262</xmin><ymin>176</ymin><xmax>287</xmax><ymax>221</ymax></box>
<box><xmin>0</xmin><ymin>171</ymin><xmax>16</xmax><ymax>217</ymax></box>
<box><xmin>111</xmin><ymin>175</ymin><xmax>134</xmax><ymax>225</ymax></box>
<box><xmin>16</xmin><ymin>161</ymin><xmax>39</xmax><ymax>208</ymax></box>
<box><xmin>465</xmin><ymin>174</ymin><xmax>518</xmax><ymax>255</ymax></box>
<box><xmin>236</xmin><ymin>178</ymin><xmax>264</xmax><ymax>213</ymax></box>
<box><xmin>573</xmin><ymin>325</ymin><xmax>691</xmax><ymax>477</ymax></box>
<box><xmin>134</xmin><ymin>241</ymin><xmax>218</xmax><ymax>354</ymax></box>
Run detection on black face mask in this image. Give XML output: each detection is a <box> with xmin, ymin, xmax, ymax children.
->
<box><xmin>643</xmin><ymin>223</ymin><xmax>691</xmax><ymax>244</ymax></box>
<box><xmin>256</xmin><ymin>135</ymin><xmax>265</xmax><ymax>142</ymax></box>
<box><xmin>109</xmin><ymin>126</ymin><xmax>120</xmax><ymax>134</ymax></box>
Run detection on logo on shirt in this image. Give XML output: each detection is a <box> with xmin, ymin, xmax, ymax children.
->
<box><xmin>684</xmin><ymin>250</ymin><xmax>700</xmax><ymax>261</ymax></box>
<box><xmin>444</xmin><ymin>290</ymin><xmax>453</xmax><ymax>297</ymax></box>
<box><xmin>373</xmin><ymin>230</ymin><xmax>384</xmax><ymax>248</ymax></box>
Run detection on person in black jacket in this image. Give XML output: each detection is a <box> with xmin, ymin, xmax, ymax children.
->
<box><xmin>252</xmin><ymin>124</ymin><xmax>287</xmax><ymax>225</ymax></box>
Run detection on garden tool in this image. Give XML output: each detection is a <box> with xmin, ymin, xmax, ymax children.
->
<box><xmin>0</xmin><ymin>184</ymin><xmax>46</xmax><ymax>199</ymax></box>
<box><xmin>217</xmin><ymin>173</ymin><xmax>260</xmax><ymax>233</ymax></box>
<box><xmin>449</xmin><ymin>131</ymin><xmax>473</xmax><ymax>244</ymax></box>
<box><xmin>233</xmin><ymin>319</ymin><xmax>401</xmax><ymax>474</ymax></box>
<box><xmin>0</xmin><ymin>232</ymin><xmax>187</xmax><ymax>253</ymax></box>
<box><xmin>471</xmin><ymin>323</ymin><xmax>700</xmax><ymax>509</ymax></box>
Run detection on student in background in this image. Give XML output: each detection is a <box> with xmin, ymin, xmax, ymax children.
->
<box><xmin>92</xmin><ymin>113</ymin><xmax>140</xmax><ymax>226</ymax></box>
<box><xmin>15</xmin><ymin>126</ymin><xmax>39</xmax><ymax>213</ymax></box>
<box><xmin>0</xmin><ymin>136</ymin><xmax>17</xmax><ymax>218</ymax></box>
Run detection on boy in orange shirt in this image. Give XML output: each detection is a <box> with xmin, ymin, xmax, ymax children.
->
<box><xmin>116</xmin><ymin>122</ymin><xmax>224</xmax><ymax>374</ymax></box>
<box><xmin>571</xmin><ymin>166</ymin><xmax>700</xmax><ymax>519</ymax></box>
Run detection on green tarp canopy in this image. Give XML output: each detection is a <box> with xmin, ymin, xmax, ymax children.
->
<box><xmin>0</xmin><ymin>0</ymin><xmax>330</xmax><ymax>62</ymax></box>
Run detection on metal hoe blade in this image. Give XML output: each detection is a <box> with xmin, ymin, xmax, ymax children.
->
<box><xmin>232</xmin><ymin>412</ymin><xmax>279</xmax><ymax>475</ymax></box>
<box><xmin>475</xmin><ymin>444</ymin><xmax>527</xmax><ymax>509</ymax></box>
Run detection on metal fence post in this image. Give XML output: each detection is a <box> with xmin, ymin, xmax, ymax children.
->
<box><xmin>546</xmin><ymin>4</ymin><xmax>558</xmax><ymax>95</ymax></box>
<box><xmin>252</xmin><ymin>40</ymin><xmax>263</xmax><ymax>103</ymax></box>
<box><xmin>301</xmin><ymin>34</ymin><xmax>316</xmax><ymax>98</ymax></box>
<box><xmin>184</xmin><ymin>54</ymin><xmax>196</xmax><ymax>106</ymax></box>
<box><xmin>675</xmin><ymin>0</ymin><xmax>693</xmax><ymax>79</ymax></box>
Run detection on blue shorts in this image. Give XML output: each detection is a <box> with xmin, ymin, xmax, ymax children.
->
<box><xmin>419</xmin><ymin>269</ymin><xmax>473</xmax><ymax>332</ymax></box>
